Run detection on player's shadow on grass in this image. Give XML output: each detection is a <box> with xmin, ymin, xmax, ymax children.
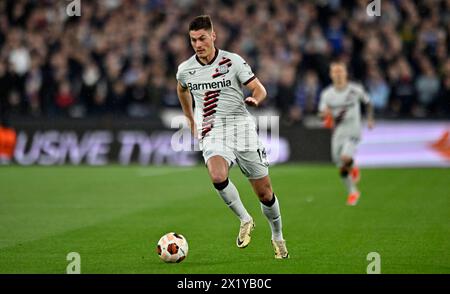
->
<box><xmin>152</xmin><ymin>254</ymin><xmax>297</xmax><ymax>270</ymax></box>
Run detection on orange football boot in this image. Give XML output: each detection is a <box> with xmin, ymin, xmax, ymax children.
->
<box><xmin>346</xmin><ymin>191</ymin><xmax>360</xmax><ymax>206</ymax></box>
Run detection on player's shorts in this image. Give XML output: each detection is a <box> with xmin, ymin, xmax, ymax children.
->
<box><xmin>332</xmin><ymin>135</ymin><xmax>360</xmax><ymax>166</ymax></box>
<box><xmin>200</xmin><ymin>127</ymin><xmax>269</xmax><ymax>179</ymax></box>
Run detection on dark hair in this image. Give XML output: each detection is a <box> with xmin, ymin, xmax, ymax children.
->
<box><xmin>189</xmin><ymin>15</ymin><xmax>213</xmax><ymax>31</ymax></box>
<box><xmin>330</xmin><ymin>59</ymin><xmax>347</xmax><ymax>69</ymax></box>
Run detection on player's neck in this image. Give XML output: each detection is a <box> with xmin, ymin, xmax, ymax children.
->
<box><xmin>199</xmin><ymin>47</ymin><xmax>217</xmax><ymax>65</ymax></box>
<box><xmin>334</xmin><ymin>82</ymin><xmax>348</xmax><ymax>91</ymax></box>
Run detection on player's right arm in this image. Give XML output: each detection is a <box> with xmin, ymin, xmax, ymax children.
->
<box><xmin>318</xmin><ymin>105</ymin><xmax>332</xmax><ymax>118</ymax></box>
<box><xmin>318</xmin><ymin>91</ymin><xmax>334</xmax><ymax>129</ymax></box>
<box><xmin>318</xmin><ymin>90</ymin><xmax>330</xmax><ymax>117</ymax></box>
<box><xmin>176</xmin><ymin>82</ymin><xmax>197</xmax><ymax>138</ymax></box>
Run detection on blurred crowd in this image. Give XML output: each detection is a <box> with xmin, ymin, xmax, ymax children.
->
<box><xmin>0</xmin><ymin>0</ymin><xmax>449</xmax><ymax>125</ymax></box>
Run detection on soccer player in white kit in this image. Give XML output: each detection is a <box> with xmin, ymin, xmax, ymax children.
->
<box><xmin>176</xmin><ymin>15</ymin><xmax>288</xmax><ymax>258</ymax></box>
<box><xmin>319</xmin><ymin>61</ymin><xmax>375</xmax><ymax>206</ymax></box>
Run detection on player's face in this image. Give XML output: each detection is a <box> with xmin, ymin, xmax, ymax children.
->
<box><xmin>330</xmin><ymin>64</ymin><xmax>348</xmax><ymax>86</ymax></box>
<box><xmin>189</xmin><ymin>29</ymin><xmax>216</xmax><ymax>59</ymax></box>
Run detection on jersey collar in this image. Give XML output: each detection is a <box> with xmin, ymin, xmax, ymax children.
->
<box><xmin>195</xmin><ymin>47</ymin><xmax>219</xmax><ymax>66</ymax></box>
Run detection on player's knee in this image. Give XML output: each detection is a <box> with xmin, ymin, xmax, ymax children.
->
<box><xmin>260</xmin><ymin>192</ymin><xmax>276</xmax><ymax>206</ymax></box>
<box><xmin>256</xmin><ymin>187</ymin><xmax>273</xmax><ymax>203</ymax></box>
<box><xmin>210</xmin><ymin>171</ymin><xmax>228</xmax><ymax>185</ymax></box>
<box><xmin>341</xmin><ymin>156</ymin><xmax>353</xmax><ymax>167</ymax></box>
<box><xmin>345</xmin><ymin>159</ymin><xmax>354</xmax><ymax>168</ymax></box>
<box><xmin>258</xmin><ymin>192</ymin><xmax>273</xmax><ymax>203</ymax></box>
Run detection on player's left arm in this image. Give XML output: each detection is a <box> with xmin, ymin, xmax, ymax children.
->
<box><xmin>233</xmin><ymin>54</ymin><xmax>266</xmax><ymax>107</ymax></box>
<box><xmin>366</xmin><ymin>101</ymin><xmax>375</xmax><ymax>129</ymax></box>
<box><xmin>359</xmin><ymin>86</ymin><xmax>375</xmax><ymax>129</ymax></box>
<box><xmin>243</xmin><ymin>78</ymin><xmax>267</xmax><ymax>107</ymax></box>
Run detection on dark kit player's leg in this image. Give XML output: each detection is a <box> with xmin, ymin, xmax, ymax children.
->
<box><xmin>206</xmin><ymin>155</ymin><xmax>254</xmax><ymax>248</ymax></box>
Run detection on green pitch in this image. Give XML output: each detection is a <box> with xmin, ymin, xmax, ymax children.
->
<box><xmin>0</xmin><ymin>165</ymin><xmax>449</xmax><ymax>273</ymax></box>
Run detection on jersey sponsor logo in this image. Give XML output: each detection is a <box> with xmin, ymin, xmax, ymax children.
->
<box><xmin>188</xmin><ymin>70</ymin><xmax>196</xmax><ymax>75</ymax></box>
<box><xmin>187</xmin><ymin>79</ymin><xmax>232</xmax><ymax>91</ymax></box>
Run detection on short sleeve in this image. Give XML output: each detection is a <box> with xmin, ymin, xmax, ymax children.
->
<box><xmin>234</xmin><ymin>54</ymin><xmax>256</xmax><ymax>85</ymax></box>
<box><xmin>318</xmin><ymin>91</ymin><xmax>328</xmax><ymax>113</ymax></box>
<box><xmin>176</xmin><ymin>66</ymin><xmax>187</xmax><ymax>89</ymax></box>
<box><xmin>357</xmin><ymin>84</ymin><xmax>370</xmax><ymax>104</ymax></box>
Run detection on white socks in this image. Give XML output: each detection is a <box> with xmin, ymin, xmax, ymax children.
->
<box><xmin>215</xmin><ymin>179</ymin><xmax>284</xmax><ymax>241</ymax></box>
<box><xmin>215</xmin><ymin>179</ymin><xmax>252</xmax><ymax>223</ymax></box>
<box><xmin>261</xmin><ymin>195</ymin><xmax>283</xmax><ymax>241</ymax></box>
<box><xmin>342</xmin><ymin>175</ymin><xmax>358</xmax><ymax>194</ymax></box>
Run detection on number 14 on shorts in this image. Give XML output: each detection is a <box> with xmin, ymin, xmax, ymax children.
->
<box><xmin>257</xmin><ymin>148</ymin><xmax>269</xmax><ymax>166</ymax></box>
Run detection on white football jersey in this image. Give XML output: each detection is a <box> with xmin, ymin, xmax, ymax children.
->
<box><xmin>176</xmin><ymin>48</ymin><xmax>256</xmax><ymax>139</ymax></box>
<box><xmin>319</xmin><ymin>82</ymin><xmax>370</xmax><ymax>138</ymax></box>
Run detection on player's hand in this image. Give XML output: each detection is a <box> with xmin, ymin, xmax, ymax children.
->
<box><xmin>323</xmin><ymin>113</ymin><xmax>334</xmax><ymax>129</ymax></box>
<box><xmin>244</xmin><ymin>97</ymin><xmax>259</xmax><ymax>107</ymax></box>
<box><xmin>367</xmin><ymin>118</ymin><xmax>375</xmax><ymax>130</ymax></box>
